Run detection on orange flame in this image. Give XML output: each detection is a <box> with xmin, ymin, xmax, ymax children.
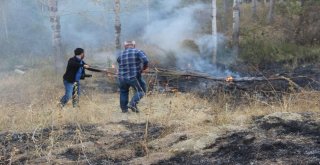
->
<box><xmin>226</xmin><ymin>76</ymin><xmax>233</xmax><ymax>82</ymax></box>
<box><xmin>171</xmin><ymin>88</ymin><xmax>178</xmax><ymax>93</ymax></box>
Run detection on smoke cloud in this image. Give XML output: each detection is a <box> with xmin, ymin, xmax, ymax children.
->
<box><xmin>0</xmin><ymin>0</ymin><xmax>236</xmax><ymax>76</ymax></box>
<box><xmin>143</xmin><ymin>1</ymin><xmax>236</xmax><ymax>76</ymax></box>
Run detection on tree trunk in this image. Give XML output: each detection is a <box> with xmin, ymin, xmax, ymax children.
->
<box><xmin>222</xmin><ymin>0</ymin><xmax>228</xmax><ymax>32</ymax></box>
<box><xmin>212</xmin><ymin>0</ymin><xmax>217</xmax><ymax>64</ymax></box>
<box><xmin>294</xmin><ymin>0</ymin><xmax>306</xmax><ymax>44</ymax></box>
<box><xmin>0</xmin><ymin>2</ymin><xmax>8</xmax><ymax>41</ymax></box>
<box><xmin>251</xmin><ymin>0</ymin><xmax>257</xmax><ymax>21</ymax></box>
<box><xmin>146</xmin><ymin>0</ymin><xmax>150</xmax><ymax>24</ymax></box>
<box><xmin>232</xmin><ymin>0</ymin><xmax>240</xmax><ymax>58</ymax></box>
<box><xmin>262</xmin><ymin>0</ymin><xmax>267</xmax><ymax>7</ymax></box>
<box><xmin>114</xmin><ymin>0</ymin><xmax>121</xmax><ymax>54</ymax></box>
<box><xmin>40</xmin><ymin>0</ymin><xmax>46</xmax><ymax>13</ymax></box>
<box><xmin>267</xmin><ymin>0</ymin><xmax>275</xmax><ymax>24</ymax></box>
<box><xmin>48</xmin><ymin>0</ymin><xmax>62</xmax><ymax>68</ymax></box>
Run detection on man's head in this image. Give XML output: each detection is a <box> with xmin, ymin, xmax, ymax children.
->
<box><xmin>74</xmin><ymin>48</ymin><xmax>85</xmax><ymax>59</ymax></box>
<box><xmin>124</xmin><ymin>40</ymin><xmax>136</xmax><ymax>49</ymax></box>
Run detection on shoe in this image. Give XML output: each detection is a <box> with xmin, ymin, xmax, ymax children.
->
<box><xmin>57</xmin><ymin>102</ymin><xmax>64</xmax><ymax>109</ymax></box>
<box><xmin>121</xmin><ymin>109</ymin><xmax>128</xmax><ymax>113</ymax></box>
<box><xmin>128</xmin><ymin>104</ymin><xmax>139</xmax><ymax>113</ymax></box>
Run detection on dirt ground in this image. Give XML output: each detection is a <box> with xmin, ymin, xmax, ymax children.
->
<box><xmin>0</xmin><ymin>112</ymin><xmax>319</xmax><ymax>165</ymax></box>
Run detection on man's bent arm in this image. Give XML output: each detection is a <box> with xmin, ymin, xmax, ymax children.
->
<box><xmin>138</xmin><ymin>50</ymin><xmax>148</xmax><ymax>70</ymax></box>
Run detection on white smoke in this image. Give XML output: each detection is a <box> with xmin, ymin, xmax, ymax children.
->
<box><xmin>142</xmin><ymin>1</ymin><xmax>237</xmax><ymax>76</ymax></box>
<box><xmin>0</xmin><ymin>0</ymin><xmax>237</xmax><ymax>76</ymax></box>
<box><xmin>143</xmin><ymin>3</ymin><xmax>202</xmax><ymax>52</ymax></box>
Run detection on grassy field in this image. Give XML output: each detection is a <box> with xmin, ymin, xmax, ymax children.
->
<box><xmin>0</xmin><ymin>59</ymin><xmax>319</xmax><ymax>164</ymax></box>
<box><xmin>0</xmin><ymin>62</ymin><xmax>319</xmax><ymax>133</ymax></box>
<box><xmin>1</xmin><ymin>1</ymin><xmax>320</xmax><ymax>163</ymax></box>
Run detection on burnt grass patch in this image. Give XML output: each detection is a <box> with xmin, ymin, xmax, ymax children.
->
<box><xmin>0</xmin><ymin>124</ymin><xmax>104</xmax><ymax>164</ymax></box>
<box><xmin>1</xmin><ymin>115</ymin><xmax>318</xmax><ymax>164</ymax></box>
<box><xmin>109</xmin><ymin>121</ymin><xmax>165</xmax><ymax>149</ymax></box>
<box><xmin>60</xmin><ymin>121</ymin><xmax>165</xmax><ymax>163</ymax></box>
<box><xmin>0</xmin><ymin>121</ymin><xmax>166</xmax><ymax>164</ymax></box>
<box><xmin>156</xmin><ymin>132</ymin><xmax>320</xmax><ymax>165</ymax></box>
<box><xmin>256</xmin><ymin>114</ymin><xmax>320</xmax><ymax>138</ymax></box>
<box><xmin>156</xmin><ymin>115</ymin><xmax>320</xmax><ymax>165</ymax></box>
<box><xmin>94</xmin><ymin>121</ymin><xmax>165</xmax><ymax>162</ymax></box>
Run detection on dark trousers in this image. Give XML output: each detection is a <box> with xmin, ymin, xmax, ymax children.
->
<box><xmin>118</xmin><ymin>76</ymin><xmax>146</xmax><ymax>112</ymax></box>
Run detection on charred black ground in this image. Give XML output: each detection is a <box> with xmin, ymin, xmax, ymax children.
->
<box><xmin>156</xmin><ymin>113</ymin><xmax>320</xmax><ymax>165</ymax></box>
<box><xmin>0</xmin><ymin>121</ymin><xmax>165</xmax><ymax>164</ymax></box>
<box><xmin>0</xmin><ymin>113</ymin><xmax>319</xmax><ymax>164</ymax></box>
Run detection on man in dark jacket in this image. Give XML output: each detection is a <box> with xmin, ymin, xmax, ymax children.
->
<box><xmin>60</xmin><ymin>48</ymin><xmax>89</xmax><ymax>108</ymax></box>
<box><xmin>117</xmin><ymin>41</ymin><xmax>149</xmax><ymax>113</ymax></box>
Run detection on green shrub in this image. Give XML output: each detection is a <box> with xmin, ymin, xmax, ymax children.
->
<box><xmin>239</xmin><ymin>25</ymin><xmax>320</xmax><ymax>65</ymax></box>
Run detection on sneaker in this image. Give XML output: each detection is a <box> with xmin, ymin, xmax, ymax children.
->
<box><xmin>57</xmin><ymin>102</ymin><xmax>64</xmax><ymax>109</ymax></box>
<box><xmin>128</xmin><ymin>105</ymin><xmax>139</xmax><ymax>113</ymax></box>
<box><xmin>121</xmin><ymin>108</ymin><xmax>128</xmax><ymax>113</ymax></box>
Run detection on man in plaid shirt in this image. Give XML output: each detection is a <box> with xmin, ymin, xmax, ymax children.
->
<box><xmin>117</xmin><ymin>41</ymin><xmax>149</xmax><ymax>113</ymax></box>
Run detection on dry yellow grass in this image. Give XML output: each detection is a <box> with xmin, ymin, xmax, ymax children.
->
<box><xmin>0</xmin><ymin>64</ymin><xmax>319</xmax><ymax>134</ymax></box>
<box><xmin>0</xmin><ymin>62</ymin><xmax>319</xmax><ymax>164</ymax></box>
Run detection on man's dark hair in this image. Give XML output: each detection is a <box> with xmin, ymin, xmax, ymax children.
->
<box><xmin>74</xmin><ymin>48</ymin><xmax>84</xmax><ymax>56</ymax></box>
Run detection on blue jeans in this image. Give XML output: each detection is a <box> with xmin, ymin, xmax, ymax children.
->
<box><xmin>118</xmin><ymin>76</ymin><xmax>146</xmax><ymax>112</ymax></box>
<box><xmin>60</xmin><ymin>80</ymin><xmax>80</xmax><ymax>107</ymax></box>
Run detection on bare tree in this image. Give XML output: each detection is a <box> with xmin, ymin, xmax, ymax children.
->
<box><xmin>114</xmin><ymin>0</ymin><xmax>121</xmax><ymax>53</ymax></box>
<box><xmin>39</xmin><ymin>0</ymin><xmax>47</xmax><ymax>13</ymax></box>
<box><xmin>294</xmin><ymin>0</ymin><xmax>306</xmax><ymax>44</ymax></box>
<box><xmin>222</xmin><ymin>0</ymin><xmax>229</xmax><ymax>32</ymax></box>
<box><xmin>267</xmin><ymin>0</ymin><xmax>275</xmax><ymax>24</ymax></box>
<box><xmin>252</xmin><ymin>0</ymin><xmax>257</xmax><ymax>21</ymax></box>
<box><xmin>48</xmin><ymin>0</ymin><xmax>62</xmax><ymax>65</ymax></box>
<box><xmin>233</xmin><ymin>0</ymin><xmax>240</xmax><ymax>57</ymax></box>
<box><xmin>212</xmin><ymin>0</ymin><xmax>217</xmax><ymax>63</ymax></box>
<box><xmin>0</xmin><ymin>1</ymin><xmax>9</xmax><ymax>41</ymax></box>
<box><xmin>146</xmin><ymin>0</ymin><xmax>150</xmax><ymax>24</ymax></box>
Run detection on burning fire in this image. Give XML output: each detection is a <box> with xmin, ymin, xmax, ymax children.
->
<box><xmin>226</xmin><ymin>76</ymin><xmax>233</xmax><ymax>82</ymax></box>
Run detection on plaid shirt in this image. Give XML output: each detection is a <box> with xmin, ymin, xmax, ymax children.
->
<box><xmin>117</xmin><ymin>48</ymin><xmax>148</xmax><ymax>79</ymax></box>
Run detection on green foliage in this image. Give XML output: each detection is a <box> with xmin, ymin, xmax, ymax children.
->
<box><xmin>277</xmin><ymin>1</ymin><xmax>303</xmax><ymax>17</ymax></box>
<box><xmin>240</xmin><ymin>25</ymin><xmax>320</xmax><ymax>65</ymax></box>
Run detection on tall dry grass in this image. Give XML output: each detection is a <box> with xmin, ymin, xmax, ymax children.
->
<box><xmin>0</xmin><ymin>63</ymin><xmax>319</xmax><ymax>134</ymax></box>
<box><xmin>0</xmin><ymin>62</ymin><xmax>319</xmax><ymax>165</ymax></box>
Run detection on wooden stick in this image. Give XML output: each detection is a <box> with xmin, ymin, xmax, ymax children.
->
<box><xmin>86</xmin><ymin>67</ymin><xmax>117</xmax><ymax>75</ymax></box>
